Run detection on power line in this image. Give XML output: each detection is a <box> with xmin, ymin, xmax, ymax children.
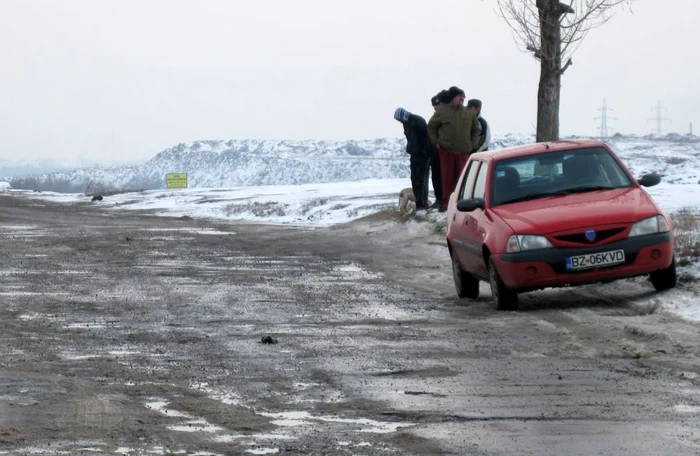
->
<box><xmin>648</xmin><ymin>101</ymin><xmax>671</xmax><ymax>135</ymax></box>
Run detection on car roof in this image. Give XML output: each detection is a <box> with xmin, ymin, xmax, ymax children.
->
<box><xmin>475</xmin><ymin>139</ymin><xmax>608</xmax><ymax>161</ymax></box>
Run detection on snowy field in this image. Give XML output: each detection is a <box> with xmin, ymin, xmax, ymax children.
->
<box><xmin>2</xmin><ymin>177</ymin><xmax>697</xmax><ymax>227</ymax></box>
<box><xmin>3</xmin><ymin>178</ymin><xmax>411</xmax><ymax>227</ymax></box>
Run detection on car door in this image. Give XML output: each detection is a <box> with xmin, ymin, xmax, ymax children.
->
<box><xmin>462</xmin><ymin>161</ymin><xmax>489</xmax><ymax>277</ymax></box>
<box><xmin>450</xmin><ymin>160</ymin><xmax>481</xmax><ymax>269</ymax></box>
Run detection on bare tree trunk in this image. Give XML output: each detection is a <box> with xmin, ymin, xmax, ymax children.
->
<box><xmin>535</xmin><ymin>0</ymin><xmax>564</xmax><ymax>142</ymax></box>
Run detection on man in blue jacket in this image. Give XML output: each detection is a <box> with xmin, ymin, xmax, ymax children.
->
<box><xmin>394</xmin><ymin>107</ymin><xmax>432</xmax><ymax>210</ymax></box>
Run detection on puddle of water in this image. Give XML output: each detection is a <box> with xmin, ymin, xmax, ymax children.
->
<box><xmin>259</xmin><ymin>411</ymin><xmax>413</xmax><ymax>434</ymax></box>
<box><xmin>213</xmin><ymin>435</ymin><xmax>246</xmax><ymax>443</ymax></box>
<box><xmin>674</xmin><ymin>404</ymin><xmax>700</xmax><ymax>413</ymax></box>
<box><xmin>2</xmin><ymin>291</ymin><xmax>69</xmax><ymax>297</ymax></box>
<box><xmin>248</xmin><ymin>434</ymin><xmax>296</xmax><ymax>441</ymax></box>
<box><xmin>316</xmin><ymin>416</ymin><xmax>414</xmax><ymax>434</ymax></box>
<box><xmin>332</xmin><ymin>263</ymin><xmax>383</xmax><ymax>279</ymax></box>
<box><xmin>0</xmin><ymin>269</ymin><xmax>90</xmax><ymax>275</ymax></box>
<box><xmin>190</xmin><ymin>383</ymin><xmax>243</xmax><ymax>406</ymax></box>
<box><xmin>270</xmin><ymin>418</ymin><xmax>311</xmax><ymax>427</ymax></box>
<box><xmin>19</xmin><ymin>313</ymin><xmax>58</xmax><ymax>321</ymax></box>
<box><xmin>146</xmin><ymin>399</ymin><xmax>226</xmax><ymax>440</ymax></box>
<box><xmin>261</xmin><ymin>411</ymin><xmax>310</xmax><ymax>420</ymax></box>
<box><xmin>0</xmin><ymin>225</ymin><xmax>38</xmax><ymax>230</ymax></box>
<box><xmin>63</xmin><ymin>323</ymin><xmax>107</xmax><ymax>329</ymax></box>
<box><xmin>339</xmin><ymin>441</ymin><xmax>372</xmax><ymax>447</ymax></box>
<box><xmin>109</xmin><ymin>350</ymin><xmax>142</xmax><ymax>356</ymax></box>
<box><xmin>141</xmin><ymin>227</ymin><xmax>235</xmax><ymax>235</ymax></box>
<box><xmin>61</xmin><ymin>353</ymin><xmax>99</xmax><ymax>360</ymax></box>
<box><xmin>145</xmin><ymin>400</ymin><xmax>193</xmax><ymax>418</ymax></box>
<box><xmin>167</xmin><ymin>419</ymin><xmax>223</xmax><ymax>433</ymax></box>
<box><xmin>245</xmin><ymin>449</ymin><xmax>279</xmax><ymax>455</ymax></box>
<box><xmin>293</xmin><ymin>382</ymin><xmax>320</xmax><ymax>390</ymax></box>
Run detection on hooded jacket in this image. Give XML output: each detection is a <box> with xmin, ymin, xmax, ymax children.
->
<box><xmin>427</xmin><ymin>103</ymin><xmax>481</xmax><ymax>155</ymax></box>
<box><xmin>474</xmin><ymin>117</ymin><xmax>491</xmax><ymax>152</ymax></box>
<box><xmin>402</xmin><ymin>114</ymin><xmax>433</xmax><ymax>156</ymax></box>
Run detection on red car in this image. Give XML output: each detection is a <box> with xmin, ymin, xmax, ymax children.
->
<box><xmin>446</xmin><ymin>139</ymin><xmax>676</xmax><ymax>311</ymax></box>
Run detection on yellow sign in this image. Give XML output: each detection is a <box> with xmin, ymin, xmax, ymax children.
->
<box><xmin>166</xmin><ymin>173</ymin><xmax>188</xmax><ymax>189</ymax></box>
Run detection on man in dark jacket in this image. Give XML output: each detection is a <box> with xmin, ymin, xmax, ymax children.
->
<box><xmin>394</xmin><ymin>107</ymin><xmax>432</xmax><ymax>210</ymax></box>
<box><xmin>467</xmin><ymin>99</ymin><xmax>491</xmax><ymax>152</ymax></box>
<box><xmin>427</xmin><ymin>92</ymin><xmax>446</xmax><ymax>209</ymax></box>
<box><xmin>428</xmin><ymin>86</ymin><xmax>481</xmax><ymax>211</ymax></box>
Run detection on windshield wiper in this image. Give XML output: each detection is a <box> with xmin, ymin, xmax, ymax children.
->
<box><xmin>499</xmin><ymin>186</ymin><xmax>617</xmax><ymax>205</ymax></box>
<box><xmin>561</xmin><ymin>185</ymin><xmax>617</xmax><ymax>194</ymax></box>
<box><xmin>500</xmin><ymin>191</ymin><xmax>570</xmax><ymax>205</ymax></box>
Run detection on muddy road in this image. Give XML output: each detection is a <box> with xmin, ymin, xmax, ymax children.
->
<box><xmin>1</xmin><ymin>193</ymin><xmax>700</xmax><ymax>455</ymax></box>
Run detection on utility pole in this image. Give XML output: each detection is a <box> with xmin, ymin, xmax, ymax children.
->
<box><xmin>648</xmin><ymin>101</ymin><xmax>670</xmax><ymax>135</ymax></box>
<box><xmin>691</xmin><ymin>122</ymin><xmax>694</xmax><ymax>136</ymax></box>
<box><xmin>594</xmin><ymin>98</ymin><xmax>616</xmax><ymax>138</ymax></box>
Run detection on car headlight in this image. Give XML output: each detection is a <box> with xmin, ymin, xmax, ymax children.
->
<box><xmin>629</xmin><ymin>215</ymin><xmax>670</xmax><ymax>237</ymax></box>
<box><xmin>506</xmin><ymin>235</ymin><xmax>553</xmax><ymax>253</ymax></box>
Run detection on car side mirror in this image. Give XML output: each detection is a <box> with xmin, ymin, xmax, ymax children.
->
<box><xmin>637</xmin><ymin>173</ymin><xmax>661</xmax><ymax>188</ymax></box>
<box><xmin>456</xmin><ymin>198</ymin><xmax>485</xmax><ymax>212</ymax></box>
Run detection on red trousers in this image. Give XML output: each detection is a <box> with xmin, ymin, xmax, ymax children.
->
<box><xmin>438</xmin><ymin>146</ymin><xmax>469</xmax><ymax>209</ymax></box>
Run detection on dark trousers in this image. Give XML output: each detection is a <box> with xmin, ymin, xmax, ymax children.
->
<box><xmin>430</xmin><ymin>149</ymin><xmax>443</xmax><ymax>206</ymax></box>
<box><xmin>438</xmin><ymin>146</ymin><xmax>469</xmax><ymax>210</ymax></box>
<box><xmin>410</xmin><ymin>153</ymin><xmax>430</xmax><ymax>208</ymax></box>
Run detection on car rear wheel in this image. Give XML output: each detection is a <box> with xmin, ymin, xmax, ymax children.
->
<box><xmin>488</xmin><ymin>258</ymin><xmax>518</xmax><ymax>311</ymax></box>
<box><xmin>650</xmin><ymin>255</ymin><xmax>677</xmax><ymax>291</ymax></box>
<box><xmin>451</xmin><ymin>250</ymin><xmax>479</xmax><ymax>299</ymax></box>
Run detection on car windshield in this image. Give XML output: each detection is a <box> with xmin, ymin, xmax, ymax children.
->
<box><xmin>490</xmin><ymin>146</ymin><xmax>634</xmax><ymax>207</ymax></box>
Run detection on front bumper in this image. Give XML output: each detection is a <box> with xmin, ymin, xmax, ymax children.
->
<box><xmin>492</xmin><ymin>232</ymin><xmax>674</xmax><ymax>290</ymax></box>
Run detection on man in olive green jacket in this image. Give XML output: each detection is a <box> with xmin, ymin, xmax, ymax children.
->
<box><xmin>427</xmin><ymin>86</ymin><xmax>481</xmax><ymax>211</ymax></box>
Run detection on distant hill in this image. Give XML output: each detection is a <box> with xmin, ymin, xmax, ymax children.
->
<box><xmin>6</xmin><ymin>133</ymin><xmax>698</xmax><ymax>193</ymax></box>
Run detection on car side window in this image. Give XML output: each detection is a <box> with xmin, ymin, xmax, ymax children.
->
<box><xmin>459</xmin><ymin>161</ymin><xmax>480</xmax><ymax>200</ymax></box>
<box><xmin>472</xmin><ymin>161</ymin><xmax>488</xmax><ymax>200</ymax></box>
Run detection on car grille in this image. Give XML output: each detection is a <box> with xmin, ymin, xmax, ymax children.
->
<box><xmin>553</xmin><ymin>227</ymin><xmax>626</xmax><ymax>245</ymax></box>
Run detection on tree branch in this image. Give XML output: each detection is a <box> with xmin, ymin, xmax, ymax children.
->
<box><xmin>558</xmin><ymin>58</ymin><xmax>573</xmax><ymax>75</ymax></box>
<box><xmin>496</xmin><ymin>0</ymin><xmax>634</xmax><ymax>62</ymax></box>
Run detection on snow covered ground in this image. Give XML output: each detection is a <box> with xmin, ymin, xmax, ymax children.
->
<box><xmin>3</xmin><ymin>177</ymin><xmax>697</xmax><ymax>227</ymax></box>
<box><xmin>4</xmin><ymin>178</ymin><xmax>408</xmax><ymax>227</ymax></box>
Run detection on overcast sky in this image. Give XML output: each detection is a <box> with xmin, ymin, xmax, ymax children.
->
<box><xmin>1</xmin><ymin>0</ymin><xmax>697</xmax><ymax>163</ymax></box>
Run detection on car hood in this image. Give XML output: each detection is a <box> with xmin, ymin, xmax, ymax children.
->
<box><xmin>490</xmin><ymin>188</ymin><xmax>660</xmax><ymax>234</ymax></box>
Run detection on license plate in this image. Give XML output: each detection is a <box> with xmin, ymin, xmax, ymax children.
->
<box><xmin>565</xmin><ymin>249</ymin><xmax>625</xmax><ymax>271</ymax></box>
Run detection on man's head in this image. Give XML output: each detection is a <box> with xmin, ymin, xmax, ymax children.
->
<box><xmin>447</xmin><ymin>86</ymin><xmax>466</xmax><ymax>106</ymax></box>
<box><xmin>431</xmin><ymin>94</ymin><xmax>441</xmax><ymax>111</ymax></box>
<box><xmin>393</xmin><ymin>107</ymin><xmax>410</xmax><ymax>123</ymax></box>
<box><xmin>432</xmin><ymin>89</ymin><xmax>449</xmax><ymax>111</ymax></box>
<box><xmin>467</xmin><ymin>98</ymin><xmax>482</xmax><ymax>116</ymax></box>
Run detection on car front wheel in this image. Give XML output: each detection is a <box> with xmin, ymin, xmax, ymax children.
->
<box><xmin>488</xmin><ymin>258</ymin><xmax>518</xmax><ymax>311</ymax></box>
<box><xmin>650</xmin><ymin>256</ymin><xmax>677</xmax><ymax>291</ymax></box>
<box><xmin>451</xmin><ymin>250</ymin><xmax>479</xmax><ymax>299</ymax></box>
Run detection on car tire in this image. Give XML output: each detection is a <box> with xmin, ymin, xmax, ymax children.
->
<box><xmin>488</xmin><ymin>258</ymin><xmax>518</xmax><ymax>311</ymax></box>
<box><xmin>650</xmin><ymin>255</ymin><xmax>677</xmax><ymax>291</ymax></box>
<box><xmin>451</xmin><ymin>250</ymin><xmax>480</xmax><ymax>299</ymax></box>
